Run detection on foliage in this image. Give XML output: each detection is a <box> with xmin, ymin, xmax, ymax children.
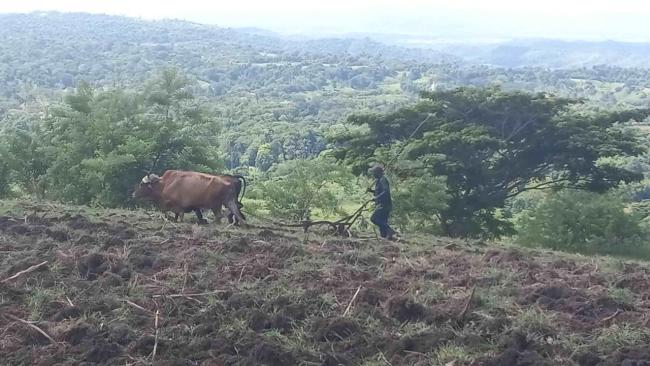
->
<box><xmin>390</xmin><ymin>173</ymin><xmax>449</xmax><ymax>234</ymax></box>
<box><xmin>0</xmin><ymin>121</ymin><xmax>49</xmax><ymax>197</ymax></box>
<box><xmin>0</xmin><ymin>139</ymin><xmax>11</xmax><ymax>197</ymax></box>
<box><xmin>3</xmin><ymin>12</ymin><xmax>650</xmax><ymax>240</ymax></box>
<box><xmin>4</xmin><ymin>69</ymin><xmax>223</xmax><ymax>206</ymax></box>
<box><xmin>334</xmin><ymin>87</ymin><xmax>649</xmax><ymax>237</ymax></box>
<box><xmin>517</xmin><ymin>190</ymin><xmax>650</xmax><ymax>258</ymax></box>
<box><xmin>252</xmin><ymin>157</ymin><xmax>359</xmax><ymax>221</ymax></box>
<box><xmin>4</xmin><ymin>13</ymin><xmax>650</xmax><ymax>176</ymax></box>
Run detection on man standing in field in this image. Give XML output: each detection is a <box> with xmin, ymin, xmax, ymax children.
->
<box><xmin>368</xmin><ymin>165</ymin><xmax>396</xmax><ymax>240</ymax></box>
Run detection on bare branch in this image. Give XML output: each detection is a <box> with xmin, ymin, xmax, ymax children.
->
<box><xmin>3</xmin><ymin>314</ymin><xmax>57</xmax><ymax>345</ymax></box>
<box><xmin>152</xmin><ymin>290</ymin><xmax>226</xmax><ymax>298</ymax></box>
<box><xmin>505</xmin><ymin>178</ymin><xmax>574</xmax><ymax>199</ymax></box>
<box><xmin>459</xmin><ymin>286</ymin><xmax>476</xmax><ymax>321</ymax></box>
<box><xmin>152</xmin><ymin>309</ymin><xmax>160</xmax><ymax>362</ymax></box>
<box><xmin>343</xmin><ymin>286</ymin><xmax>362</xmax><ymax>317</ymax></box>
<box><xmin>123</xmin><ymin>299</ymin><xmax>151</xmax><ymax>313</ymax></box>
<box><xmin>1</xmin><ymin>261</ymin><xmax>48</xmax><ymax>283</ymax></box>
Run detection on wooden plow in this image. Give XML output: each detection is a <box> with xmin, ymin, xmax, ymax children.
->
<box><xmin>274</xmin><ymin>199</ymin><xmax>373</xmax><ymax>237</ymax></box>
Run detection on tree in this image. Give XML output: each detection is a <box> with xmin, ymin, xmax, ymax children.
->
<box><xmin>255</xmin><ymin>143</ymin><xmax>276</xmax><ymax>172</ymax></box>
<box><xmin>254</xmin><ymin>157</ymin><xmax>358</xmax><ymax>221</ymax></box>
<box><xmin>333</xmin><ymin>87</ymin><xmax>649</xmax><ymax>237</ymax></box>
<box><xmin>1</xmin><ymin>125</ymin><xmax>49</xmax><ymax>197</ymax></box>
<box><xmin>36</xmin><ymin>69</ymin><xmax>223</xmax><ymax>206</ymax></box>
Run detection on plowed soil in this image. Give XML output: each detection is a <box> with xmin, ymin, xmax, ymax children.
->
<box><xmin>1</xmin><ymin>200</ymin><xmax>650</xmax><ymax>365</ymax></box>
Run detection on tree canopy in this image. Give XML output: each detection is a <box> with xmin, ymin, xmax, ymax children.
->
<box><xmin>333</xmin><ymin>87</ymin><xmax>650</xmax><ymax>237</ymax></box>
<box><xmin>1</xmin><ymin>69</ymin><xmax>222</xmax><ymax>206</ymax></box>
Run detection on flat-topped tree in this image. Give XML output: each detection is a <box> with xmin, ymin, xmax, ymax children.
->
<box><xmin>332</xmin><ymin>87</ymin><xmax>650</xmax><ymax>238</ymax></box>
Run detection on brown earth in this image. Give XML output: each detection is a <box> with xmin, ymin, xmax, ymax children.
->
<box><xmin>1</xmin><ymin>200</ymin><xmax>650</xmax><ymax>365</ymax></box>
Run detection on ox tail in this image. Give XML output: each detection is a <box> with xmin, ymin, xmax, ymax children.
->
<box><xmin>234</xmin><ymin>175</ymin><xmax>247</xmax><ymax>205</ymax></box>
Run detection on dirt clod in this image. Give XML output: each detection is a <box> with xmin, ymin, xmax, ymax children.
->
<box><xmin>226</xmin><ymin>292</ymin><xmax>256</xmax><ymax>309</ymax></box>
<box><xmin>62</xmin><ymin>323</ymin><xmax>92</xmax><ymax>346</ymax></box>
<box><xmin>248</xmin><ymin>309</ymin><xmax>270</xmax><ymax>332</ymax></box>
<box><xmin>51</xmin><ymin>306</ymin><xmax>82</xmax><ymax>321</ymax></box>
<box><xmin>17</xmin><ymin>325</ymin><xmax>51</xmax><ymax>346</ymax></box>
<box><xmin>359</xmin><ymin>287</ymin><xmax>383</xmax><ymax>306</ymax></box>
<box><xmin>8</xmin><ymin>224</ymin><xmax>31</xmax><ymax>235</ymax></box>
<box><xmin>573</xmin><ymin>349</ymin><xmax>602</xmax><ymax>366</ymax></box>
<box><xmin>103</xmin><ymin>236</ymin><xmax>125</xmax><ymax>248</ymax></box>
<box><xmin>100</xmin><ymin>272</ymin><xmax>124</xmax><ymax>287</ymax></box>
<box><xmin>85</xmin><ymin>342</ymin><xmax>121</xmax><ymax>363</ymax></box>
<box><xmin>78</xmin><ymin>253</ymin><xmax>108</xmax><ymax>280</ymax></box>
<box><xmin>133</xmin><ymin>336</ymin><xmax>158</xmax><ymax>356</ymax></box>
<box><xmin>106</xmin><ymin>324</ymin><xmax>132</xmax><ymax>346</ymax></box>
<box><xmin>130</xmin><ymin>254</ymin><xmax>155</xmax><ymax>269</ymax></box>
<box><xmin>385</xmin><ymin>296</ymin><xmax>429</xmax><ymax>322</ymax></box>
<box><xmin>251</xmin><ymin>341</ymin><xmax>296</xmax><ymax>366</ymax></box>
<box><xmin>390</xmin><ymin>329</ymin><xmax>454</xmax><ymax>355</ymax></box>
<box><xmin>46</xmin><ymin>228</ymin><xmax>70</xmax><ymax>241</ymax></box>
<box><xmin>315</xmin><ymin>317</ymin><xmax>361</xmax><ymax>341</ymax></box>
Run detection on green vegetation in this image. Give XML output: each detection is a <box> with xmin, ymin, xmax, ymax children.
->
<box><xmin>2</xmin><ymin>69</ymin><xmax>221</xmax><ymax>206</ymax></box>
<box><xmin>390</xmin><ymin>173</ymin><xmax>448</xmax><ymax>234</ymax></box>
<box><xmin>1</xmin><ymin>13</ymin><xmax>650</xmax><ymax>258</ymax></box>
<box><xmin>517</xmin><ymin>190</ymin><xmax>650</xmax><ymax>258</ymax></box>
<box><xmin>334</xmin><ymin>87</ymin><xmax>649</xmax><ymax>238</ymax></box>
<box><xmin>5</xmin><ymin>11</ymin><xmax>650</xmax><ymax>366</ymax></box>
<box><xmin>250</xmin><ymin>157</ymin><xmax>358</xmax><ymax>221</ymax></box>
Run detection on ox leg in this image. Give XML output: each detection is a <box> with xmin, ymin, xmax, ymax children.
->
<box><xmin>173</xmin><ymin>212</ymin><xmax>180</xmax><ymax>222</ymax></box>
<box><xmin>230</xmin><ymin>202</ymin><xmax>245</xmax><ymax>226</ymax></box>
<box><xmin>194</xmin><ymin>209</ymin><xmax>208</xmax><ymax>225</ymax></box>
<box><xmin>220</xmin><ymin>204</ymin><xmax>235</xmax><ymax>225</ymax></box>
<box><xmin>225</xmin><ymin>199</ymin><xmax>246</xmax><ymax>226</ymax></box>
<box><xmin>212</xmin><ymin>208</ymin><xmax>223</xmax><ymax>224</ymax></box>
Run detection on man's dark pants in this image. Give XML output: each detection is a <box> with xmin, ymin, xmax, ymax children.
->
<box><xmin>370</xmin><ymin>203</ymin><xmax>394</xmax><ymax>238</ymax></box>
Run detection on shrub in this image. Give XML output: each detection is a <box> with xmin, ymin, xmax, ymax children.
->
<box><xmin>253</xmin><ymin>157</ymin><xmax>359</xmax><ymax>221</ymax></box>
<box><xmin>517</xmin><ymin>190</ymin><xmax>649</xmax><ymax>258</ymax></box>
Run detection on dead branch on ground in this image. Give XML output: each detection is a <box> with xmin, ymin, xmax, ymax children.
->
<box><xmin>3</xmin><ymin>314</ymin><xmax>57</xmax><ymax>345</ymax></box>
<box><xmin>151</xmin><ymin>307</ymin><xmax>160</xmax><ymax>362</ymax></box>
<box><xmin>152</xmin><ymin>290</ymin><xmax>227</xmax><ymax>299</ymax></box>
<box><xmin>343</xmin><ymin>286</ymin><xmax>362</xmax><ymax>317</ymax></box>
<box><xmin>459</xmin><ymin>286</ymin><xmax>476</xmax><ymax>321</ymax></box>
<box><xmin>0</xmin><ymin>261</ymin><xmax>48</xmax><ymax>283</ymax></box>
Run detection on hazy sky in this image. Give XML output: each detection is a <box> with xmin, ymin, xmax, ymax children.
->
<box><xmin>2</xmin><ymin>0</ymin><xmax>650</xmax><ymax>41</ymax></box>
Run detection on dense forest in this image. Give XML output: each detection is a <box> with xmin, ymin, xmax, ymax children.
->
<box><xmin>2</xmin><ymin>12</ymin><xmax>650</xmax><ymax>254</ymax></box>
<box><xmin>428</xmin><ymin>39</ymin><xmax>650</xmax><ymax>69</ymax></box>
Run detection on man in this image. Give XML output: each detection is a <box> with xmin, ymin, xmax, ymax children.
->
<box><xmin>367</xmin><ymin>165</ymin><xmax>396</xmax><ymax>240</ymax></box>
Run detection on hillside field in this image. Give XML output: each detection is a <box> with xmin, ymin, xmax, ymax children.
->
<box><xmin>1</xmin><ymin>199</ymin><xmax>650</xmax><ymax>365</ymax></box>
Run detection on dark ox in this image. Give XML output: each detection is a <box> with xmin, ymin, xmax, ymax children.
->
<box><xmin>132</xmin><ymin>170</ymin><xmax>246</xmax><ymax>225</ymax></box>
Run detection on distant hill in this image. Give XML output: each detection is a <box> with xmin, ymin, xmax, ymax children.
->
<box><xmin>2</xmin><ymin>11</ymin><xmax>650</xmax><ymax>170</ymax></box>
<box><xmin>0</xmin><ymin>12</ymin><xmax>455</xmax><ymax>90</ymax></box>
<box><xmin>0</xmin><ymin>12</ymin><xmax>460</xmax><ymax>169</ymax></box>
<box><xmin>431</xmin><ymin>39</ymin><xmax>650</xmax><ymax>69</ymax></box>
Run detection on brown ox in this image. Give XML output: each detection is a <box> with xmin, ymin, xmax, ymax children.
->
<box><xmin>132</xmin><ymin>170</ymin><xmax>246</xmax><ymax>225</ymax></box>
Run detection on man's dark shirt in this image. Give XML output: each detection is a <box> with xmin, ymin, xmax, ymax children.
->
<box><xmin>374</xmin><ymin>176</ymin><xmax>392</xmax><ymax>206</ymax></box>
